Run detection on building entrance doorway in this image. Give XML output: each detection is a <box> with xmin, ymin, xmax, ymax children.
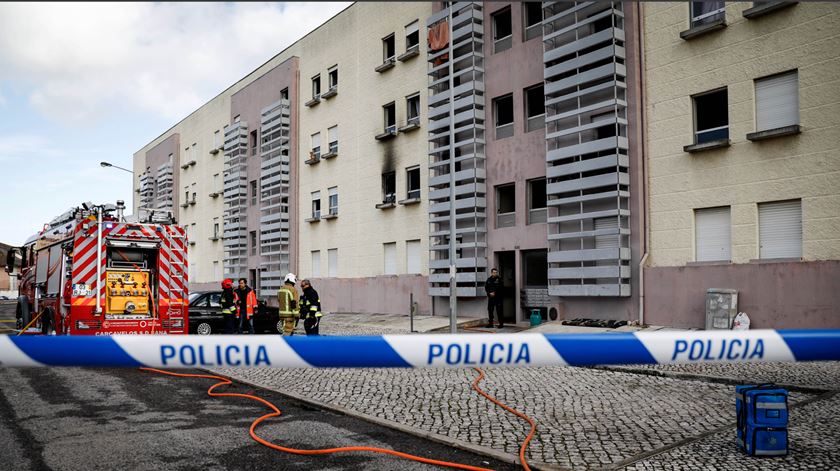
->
<box><xmin>495</xmin><ymin>251</ymin><xmax>517</xmax><ymax>324</ymax></box>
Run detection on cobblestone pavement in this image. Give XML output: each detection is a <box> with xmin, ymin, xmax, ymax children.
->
<box><xmin>209</xmin><ymin>319</ymin><xmax>840</xmax><ymax>470</ymax></box>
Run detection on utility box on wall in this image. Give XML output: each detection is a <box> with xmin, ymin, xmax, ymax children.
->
<box><xmin>706</xmin><ymin>288</ymin><xmax>738</xmax><ymax>330</ymax></box>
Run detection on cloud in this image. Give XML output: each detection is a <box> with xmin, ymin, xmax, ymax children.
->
<box><xmin>0</xmin><ymin>2</ymin><xmax>351</xmax><ymax>126</ymax></box>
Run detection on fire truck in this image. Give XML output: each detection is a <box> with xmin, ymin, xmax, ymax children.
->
<box><xmin>4</xmin><ymin>201</ymin><xmax>189</xmax><ymax>335</ymax></box>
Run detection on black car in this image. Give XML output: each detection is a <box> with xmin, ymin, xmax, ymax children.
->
<box><xmin>188</xmin><ymin>291</ymin><xmax>284</xmax><ymax>335</ymax></box>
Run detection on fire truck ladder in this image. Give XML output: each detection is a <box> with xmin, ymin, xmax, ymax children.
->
<box><xmin>167</xmin><ymin>231</ymin><xmax>188</xmax><ymax>309</ymax></box>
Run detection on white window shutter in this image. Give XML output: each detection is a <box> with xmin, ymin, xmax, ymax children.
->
<box><xmin>406</xmin><ymin>20</ymin><xmax>419</xmax><ymax>35</ymax></box>
<box><xmin>594</xmin><ymin>217</ymin><xmax>619</xmax><ymax>249</ymax></box>
<box><xmin>311</xmin><ymin>251</ymin><xmax>321</xmax><ymax>277</ymax></box>
<box><xmin>755</xmin><ymin>71</ymin><xmax>798</xmax><ymax>132</ymax></box>
<box><xmin>384</xmin><ymin>243</ymin><xmax>397</xmax><ymax>275</ymax></box>
<box><xmin>695</xmin><ymin>207</ymin><xmax>731</xmax><ymax>261</ymax></box>
<box><xmin>406</xmin><ymin>240</ymin><xmax>421</xmax><ymax>273</ymax></box>
<box><xmin>759</xmin><ymin>200</ymin><xmax>802</xmax><ymax>259</ymax></box>
<box><xmin>328</xmin><ymin>249</ymin><xmax>338</xmax><ymax>277</ymax></box>
<box><xmin>311</xmin><ymin>132</ymin><xmax>321</xmax><ymax>148</ymax></box>
<box><xmin>328</xmin><ymin>126</ymin><xmax>338</xmax><ymax>142</ymax></box>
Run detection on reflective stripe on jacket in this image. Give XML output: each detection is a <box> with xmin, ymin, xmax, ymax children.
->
<box><xmin>300</xmin><ymin>286</ymin><xmax>322</xmax><ymax>318</ymax></box>
<box><xmin>277</xmin><ymin>285</ymin><xmax>299</xmax><ymax>317</ymax></box>
<box><xmin>234</xmin><ymin>288</ymin><xmax>258</xmax><ymax>319</ymax></box>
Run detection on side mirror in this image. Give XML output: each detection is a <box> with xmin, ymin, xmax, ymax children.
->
<box><xmin>5</xmin><ymin>248</ymin><xmax>15</xmax><ymax>274</ymax></box>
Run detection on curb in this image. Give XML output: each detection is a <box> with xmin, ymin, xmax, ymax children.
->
<box><xmin>204</xmin><ymin>367</ymin><xmax>565</xmax><ymax>471</ymax></box>
<box><xmin>427</xmin><ymin>318</ymin><xmax>488</xmax><ymax>333</ymax></box>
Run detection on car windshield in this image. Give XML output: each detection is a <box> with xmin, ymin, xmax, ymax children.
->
<box><xmin>188</xmin><ymin>293</ymin><xmax>202</xmax><ymax>304</ymax></box>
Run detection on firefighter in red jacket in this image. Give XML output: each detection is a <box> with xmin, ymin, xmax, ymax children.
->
<box><xmin>234</xmin><ymin>278</ymin><xmax>258</xmax><ymax>335</ymax></box>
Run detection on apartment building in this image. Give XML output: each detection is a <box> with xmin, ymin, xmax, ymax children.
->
<box><xmin>297</xmin><ymin>2</ymin><xmax>433</xmax><ymax>315</ymax></box>
<box><xmin>642</xmin><ymin>2</ymin><xmax>840</xmax><ymax>328</ymax></box>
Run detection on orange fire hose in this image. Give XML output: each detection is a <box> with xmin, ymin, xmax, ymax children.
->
<box><xmin>140</xmin><ymin>367</ymin><xmax>493</xmax><ymax>471</ymax></box>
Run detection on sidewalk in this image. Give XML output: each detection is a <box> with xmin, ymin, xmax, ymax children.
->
<box><xmin>207</xmin><ymin>315</ymin><xmax>840</xmax><ymax>470</ymax></box>
<box><xmin>324</xmin><ymin>312</ymin><xmax>487</xmax><ymax>333</ymax></box>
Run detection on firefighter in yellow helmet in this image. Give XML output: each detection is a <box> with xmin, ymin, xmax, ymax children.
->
<box><xmin>276</xmin><ymin>273</ymin><xmax>300</xmax><ymax>336</ymax></box>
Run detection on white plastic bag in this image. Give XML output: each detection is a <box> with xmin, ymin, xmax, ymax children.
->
<box><xmin>732</xmin><ymin>312</ymin><xmax>750</xmax><ymax>330</ymax></box>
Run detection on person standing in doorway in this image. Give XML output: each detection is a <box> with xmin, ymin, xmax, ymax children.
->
<box><xmin>485</xmin><ymin>268</ymin><xmax>504</xmax><ymax>328</ymax></box>
<box><xmin>299</xmin><ymin>279</ymin><xmax>322</xmax><ymax>336</ymax></box>
<box><xmin>234</xmin><ymin>278</ymin><xmax>257</xmax><ymax>335</ymax></box>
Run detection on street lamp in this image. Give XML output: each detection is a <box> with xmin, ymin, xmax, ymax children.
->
<box><xmin>100</xmin><ymin>161</ymin><xmax>134</xmax><ymax>175</ymax></box>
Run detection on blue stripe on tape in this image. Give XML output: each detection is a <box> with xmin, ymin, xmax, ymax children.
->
<box><xmin>10</xmin><ymin>337</ymin><xmax>142</xmax><ymax>367</ymax></box>
<box><xmin>778</xmin><ymin>330</ymin><xmax>840</xmax><ymax>362</ymax></box>
<box><xmin>546</xmin><ymin>333</ymin><xmax>656</xmax><ymax>366</ymax></box>
<box><xmin>285</xmin><ymin>336</ymin><xmax>411</xmax><ymax>368</ymax></box>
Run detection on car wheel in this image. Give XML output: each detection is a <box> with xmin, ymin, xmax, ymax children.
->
<box><xmin>276</xmin><ymin>320</ymin><xmax>284</xmax><ymax>334</ymax></box>
<box><xmin>196</xmin><ymin>322</ymin><xmax>212</xmax><ymax>335</ymax></box>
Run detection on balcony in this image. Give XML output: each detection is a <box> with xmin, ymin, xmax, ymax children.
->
<box><xmin>397</xmin><ymin>44</ymin><xmax>420</xmax><ymax>62</ymax></box>
<box><xmin>496</xmin><ymin>212</ymin><xmax>515</xmax><ymax>228</ymax></box>
<box><xmin>398</xmin><ymin>117</ymin><xmax>421</xmax><ymax>133</ymax></box>
<box><xmin>305</xmin><ymin>212</ymin><xmax>321</xmax><ymax>223</ymax></box>
<box><xmin>375</xmin><ymin>57</ymin><xmax>396</xmax><ymax>73</ymax></box>
<box><xmin>321</xmin><ymin>86</ymin><xmax>338</xmax><ymax>99</ymax></box>
<box><xmin>375</xmin><ymin>125</ymin><xmax>397</xmax><ymax>141</ymax></box>
<box><xmin>322</xmin><ymin>142</ymin><xmax>338</xmax><ymax>159</ymax></box>
<box><xmin>304</xmin><ymin>95</ymin><xmax>321</xmax><ymax>107</ymax></box>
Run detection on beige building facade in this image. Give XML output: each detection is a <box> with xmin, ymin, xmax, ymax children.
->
<box><xmin>642</xmin><ymin>2</ymin><xmax>840</xmax><ymax>328</ymax></box>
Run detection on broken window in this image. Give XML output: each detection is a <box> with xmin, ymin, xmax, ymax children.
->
<box><xmin>693</xmin><ymin>88</ymin><xmax>729</xmax><ymax>144</ymax></box>
<box><xmin>382</xmin><ymin>171</ymin><xmax>396</xmax><ymax>204</ymax></box>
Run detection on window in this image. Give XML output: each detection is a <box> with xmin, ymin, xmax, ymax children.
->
<box><xmin>406</xmin><ymin>93</ymin><xmax>420</xmax><ymax>124</ymax></box>
<box><xmin>522</xmin><ymin>250</ymin><xmax>548</xmax><ymax>287</ymax></box>
<box><xmin>494</xmin><ymin>94</ymin><xmax>514</xmax><ymax>139</ymax></box>
<box><xmin>250</xmin><ymin>130</ymin><xmax>258</xmax><ymax>156</ymax></box>
<box><xmin>234</xmin><ymin>114</ymin><xmax>241</xmax><ymax>123</ymax></box>
<box><xmin>525</xmin><ymin>84</ymin><xmax>545</xmax><ymax>132</ymax></box>
<box><xmin>328</xmin><ymin>186</ymin><xmax>338</xmax><ymax>216</ymax></box>
<box><xmin>406</xmin><ymin>240</ymin><xmax>421</xmax><ymax>274</ymax></box>
<box><xmin>213</xmin><ymin>261</ymin><xmax>220</xmax><ymax>281</ymax></box>
<box><xmin>405</xmin><ymin>20</ymin><xmax>419</xmax><ymax>50</ymax></box>
<box><xmin>311</xmin><ymin>132</ymin><xmax>321</xmax><ymax>158</ymax></box>
<box><xmin>382</xmin><ymin>171</ymin><xmax>396</xmax><ymax>204</ymax></box>
<box><xmin>383</xmin><ymin>102</ymin><xmax>396</xmax><ymax>133</ymax></box>
<box><xmin>250</xmin><ymin>231</ymin><xmax>257</xmax><ymax>256</ymax></box>
<box><xmin>311</xmin><ymin>250</ymin><xmax>321</xmax><ymax>277</ymax></box>
<box><xmin>208</xmin><ymin>292</ymin><xmax>221</xmax><ymax>308</ymax></box>
<box><xmin>213</xmin><ymin>173</ymin><xmax>220</xmax><ymax>191</ymax></box>
<box><xmin>213</xmin><ymin>130</ymin><xmax>220</xmax><ymax>148</ymax></box>
<box><xmin>328</xmin><ymin>248</ymin><xmax>338</xmax><ymax>277</ymax></box>
<box><xmin>754</xmin><ymin>70</ymin><xmax>799</xmax><ymax>132</ymax></box>
<box><xmin>759</xmin><ymin>200</ymin><xmax>802</xmax><ymax>259</ymax></box>
<box><xmin>492</xmin><ymin>7</ymin><xmax>512</xmax><ymax>53</ymax></box>
<box><xmin>280</xmin><ymin>88</ymin><xmax>289</xmax><ymax>101</ymax></box>
<box><xmin>496</xmin><ymin>184</ymin><xmax>516</xmax><ymax>228</ymax></box>
<box><xmin>693</xmin><ymin>88</ymin><xmax>728</xmax><ymax>144</ymax></box>
<box><xmin>213</xmin><ymin>218</ymin><xmax>219</xmax><ymax>239</ymax></box>
<box><xmin>383</xmin><ymin>34</ymin><xmax>396</xmax><ymax>61</ymax></box>
<box><xmin>184</xmin><ymin>146</ymin><xmax>190</xmax><ymax>162</ymax></box>
<box><xmin>184</xmin><ymin>187</ymin><xmax>189</xmax><ymax>202</ymax></box>
<box><xmin>311</xmin><ymin>191</ymin><xmax>321</xmax><ymax>219</ymax></box>
<box><xmin>406</xmin><ymin>166</ymin><xmax>420</xmax><ymax>200</ymax></box>
<box><xmin>384</xmin><ymin>242</ymin><xmax>397</xmax><ymax>275</ymax></box>
<box><xmin>312</xmin><ymin>75</ymin><xmax>321</xmax><ymax>98</ymax></box>
<box><xmin>523</xmin><ymin>2</ymin><xmax>542</xmax><ymax>41</ymax></box>
<box><xmin>192</xmin><ymin>143</ymin><xmax>197</xmax><ymax>157</ymax></box>
<box><xmin>328</xmin><ymin>126</ymin><xmax>338</xmax><ymax>154</ymax></box>
<box><xmin>328</xmin><ymin>66</ymin><xmax>338</xmax><ymax>90</ymax></box>
<box><xmin>695</xmin><ymin>207</ymin><xmax>731</xmax><ymax>261</ymax></box>
<box><xmin>527</xmin><ymin>178</ymin><xmax>547</xmax><ymax>224</ymax></box>
<box><xmin>192</xmin><ymin>192</ymin><xmax>197</xmax><ymax>203</ymax></box>
<box><xmin>690</xmin><ymin>1</ymin><xmax>725</xmax><ymax>27</ymax></box>
<box><xmin>250</xmin><ymin>180</ymin><xmax>257</xmax><ymax>206</ymax></box>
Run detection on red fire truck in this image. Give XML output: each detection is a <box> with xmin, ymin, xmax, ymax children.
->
<box><xmin>5</xmin><ymin>201</ymin><xmax>188</xmax><ymax>335</ymax></box>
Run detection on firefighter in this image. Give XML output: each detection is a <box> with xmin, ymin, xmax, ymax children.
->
<box><xmin>234</xmin><ymin>278</ymin><xmax>258</xmax><ymax>335</ymax></box>
<box><xmin>299</xmin><ymin>279</ymin><xmax>322</xmax><ymax>336</ymax></box>
<box><xmin>220</xmin><ymin>278</ymin><xmax>238</xmax><ymax>334</ymax></box>
<box><xmin>277</xmin><ymin>273</ymin><xmax>300</xmax><ymax>336</ymax></box>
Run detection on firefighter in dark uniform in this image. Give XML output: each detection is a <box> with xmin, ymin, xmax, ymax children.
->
<box><xmin>484</xmin><ymin>268</ymin><xmax>504</xmax><ymax>328</ymax></box>
<box><xmin>220</xmin><ymin>278</ymin><xmax>237</xmax><ymax>334</ymax></box>
<box><xmin>299</xmin><ymin>279</ymin><xmax>322</xmax><ymax>336</ymax></box>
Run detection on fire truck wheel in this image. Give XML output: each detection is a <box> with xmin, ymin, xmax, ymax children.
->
<box><xmin>196</xmin><ymin>322</ymin><xmax>212</xmax><ymax>335</ymax></box>
<box><xmin>276</xmin><ymin>320</ymin><xmax>284</xmax><ymax>334</ymax></box>
<box><xmin>16</xmin><ymin>296</ymin><xmax>31</xmax><ymax>330</ymax></box>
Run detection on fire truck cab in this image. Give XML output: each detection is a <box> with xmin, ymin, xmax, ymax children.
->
<box><xmin>5</xmin><ymin>201</ymin><xmax>189</xmax><ymax>335</ymax></box>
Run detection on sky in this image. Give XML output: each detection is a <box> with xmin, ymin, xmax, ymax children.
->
<box><xmin>0</xmin><ymin>1</ymin><xmax>351</xmax><ymax>246</ymax></box>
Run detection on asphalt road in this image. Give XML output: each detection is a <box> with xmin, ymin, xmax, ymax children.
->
<box><xmin>0</xmin><ymin>302</ymin><xmax>16</xmax><ymax>334</ymax></box>
<box><xmin>0</xmin><ymin>350</ymin><xmax>517</xmax><ymax>470</ymax></box>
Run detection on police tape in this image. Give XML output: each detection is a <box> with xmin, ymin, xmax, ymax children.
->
<box><xmin>0</xmin><ymin>330</ymin><xmax>838</xmax><ymax>369</ymax></box>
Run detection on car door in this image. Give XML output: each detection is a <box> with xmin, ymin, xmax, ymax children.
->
<box><xmin>206</xmin><ymin>292</ymin><xmax>225</xmax><ymax>332</ymax></box>
<box><xmin>189</xmin><ymin>294</ymin><xmax>210</xmax><ymax>333</ymax></box>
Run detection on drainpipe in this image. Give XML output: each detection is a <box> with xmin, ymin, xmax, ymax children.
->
<box><xmin>636</xmin><ymin>3</ymin><xmax>649</xmax><ymax>327</ymax></box>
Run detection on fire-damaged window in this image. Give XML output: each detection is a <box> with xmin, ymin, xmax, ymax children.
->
<box><xmin>382</xmin><ymin>171</ymin><xmax>396</xmax><ymax>204</ymax></box>
<box><xmin>692</xmin><ymin>88</ymin><xmax>729</xmax><ymax>144</ymax></box>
